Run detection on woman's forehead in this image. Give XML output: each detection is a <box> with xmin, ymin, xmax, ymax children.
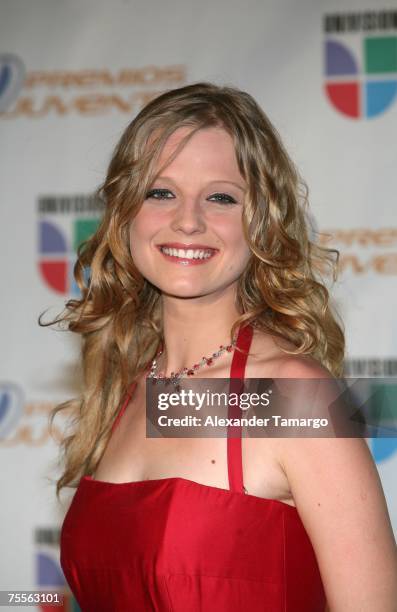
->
<box><xmin>154</xmin><ymin>127</ymin><xmax>244</xmax><ymax>178</ymax></box>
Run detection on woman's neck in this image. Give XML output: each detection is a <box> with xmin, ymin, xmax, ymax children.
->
<box><xmin>158</xmin><ymin>294</ymin><xmax>241</xmax><ymax>376</ymax></box>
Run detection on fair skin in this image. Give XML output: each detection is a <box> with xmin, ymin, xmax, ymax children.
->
<box><xmin>129</xmin><ymin>126</ymin><xmax>251</xmax><ymax>372</ymax></box>
<box><xmin>94</xmin><ymin>126</ymin><xmax>397</xmax><ymax>610</ymax></box>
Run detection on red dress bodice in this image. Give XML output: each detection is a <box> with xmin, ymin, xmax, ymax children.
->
<box><xmin>60</xmin><ymin>324</ymin><xmax>326</xmax><ymax>611</ymax></box>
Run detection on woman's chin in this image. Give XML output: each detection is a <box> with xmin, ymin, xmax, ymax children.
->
<box><xmin>158</xmin><ymin>284</ymin><xmax>215</xmax><ymax>300</ymax></box>
<box><xmin>161</xmin><ymin>289</ymin><xmax>208</xmax><ymax>300</ymax></box>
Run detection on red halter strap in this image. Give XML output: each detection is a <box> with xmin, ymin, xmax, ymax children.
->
<box><xmin>227</xmin><ymin>323</ymin><xmax>253</xmax><ymax>493</ymax></box>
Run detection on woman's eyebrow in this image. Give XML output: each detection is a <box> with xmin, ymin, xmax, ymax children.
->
<box><xmin>156</xmin><ymin>176</ymin><xmax>246</xmax><ymax>192</ymax></box>
<box><xmin>208</xmin><ymin>180</ymin><xmax>246</xmax><ymax>192</ymax></box>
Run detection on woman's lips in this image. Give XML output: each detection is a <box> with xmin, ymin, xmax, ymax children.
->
<box><xmin>156</xmin><ymin>245</ymin><xmax>218</xmax><ymax>266</ymax></box>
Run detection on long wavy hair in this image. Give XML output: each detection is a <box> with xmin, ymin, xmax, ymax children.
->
<box><xmin>42</xmin><ymin>81</ymin><xmax>345</xmax><ymax>498</ymax></box>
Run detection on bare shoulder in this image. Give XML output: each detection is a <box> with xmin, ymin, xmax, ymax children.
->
<box><xmin>246</xmin><ymin>330</ymin><xmax>397</xmax><ymax>608</ymax></box>
<box><xmin>278</xmin><ymin>434</ymin><xmax>397</xmax><ymax>608</ymax></box>
<box><xmin>247</xmin><ymin>327</ymin><xmax>331</xmax><ymax>378</ymax></box>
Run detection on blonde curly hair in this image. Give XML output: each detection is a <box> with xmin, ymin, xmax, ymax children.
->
<box><xmin>42</xmin><ymin>81</ymin><xmax>345</xmax><ymax>498</ymax></box>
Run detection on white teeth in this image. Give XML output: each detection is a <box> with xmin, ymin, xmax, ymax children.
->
<box><xmin>160</xmin><ymin>247</ymin><xmax>213</xmax><ymax>260</ymax></box>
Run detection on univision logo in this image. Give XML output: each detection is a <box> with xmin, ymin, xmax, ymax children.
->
<box><xmin>39</xmin><ymin>218</ymin><xmax>99</xmax><ymax>295</ymax></box>
<box><xmin>324</xmin><ymin>11</ymin><xmax>397</xmax><ymax>118</ymax></box>
<box><xmin>345</xmin><ymin>378</ymin><xmax>397</xmax><ymax>463</ymax></box>
<box><xmin>367</xmin><ymin>382</ymin><xmax>397</xmax><ymax>463</ymax></box>
<box><xmin>36</xmin><ymin>528</ymin><xmax>81</xmax><ymax>611</ymax></box>
<box><xmin>325</xmin><ymin>37</ymin><xmax>397</xmax><ymax>118</ymax></box>
<box><xmin>38</xmin><ymin>195</ymin><xmax>103</xmax><ymax>295</ymax></box>
<box><xmin>0</xmin><ymin>54</ymin><xmax>25</xmax><ymax>112</ymax></box>
<box><xmin>0</xmin><ymin>382</ymin><xmax>24</xmax><ymax>439</ymax></box>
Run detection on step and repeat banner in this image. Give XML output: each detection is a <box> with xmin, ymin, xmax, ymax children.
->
<box><xmin>1</xmin><ymin>0</ymin><xmax>396</xmax><ymax>608</ymax></box>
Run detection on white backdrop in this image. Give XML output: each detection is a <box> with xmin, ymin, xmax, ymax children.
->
<box><xmin>1</xmin><ymin>0</ymin><xmax>396</xmax><ymax>609</ymax></box>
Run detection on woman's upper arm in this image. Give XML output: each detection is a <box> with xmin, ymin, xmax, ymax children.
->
<box><xmin>278</xmin><ymin>360</ymin><xmax>397</xmax><ymax>611</ymax></box>
<box><xmin>283</xmin><ymin>436</ymin><xmax>397</xmax><ymax>610</ymax></box>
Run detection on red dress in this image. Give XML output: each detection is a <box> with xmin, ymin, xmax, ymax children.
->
<box><xmin>60</xmin><ymin>324</ymin><xmax>326</xmax><ymax>611</ymax></box>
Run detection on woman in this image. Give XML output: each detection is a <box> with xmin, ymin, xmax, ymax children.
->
<box><xmin>49</xmin><ymin>82</ymin><xmax>397</xmax><ymax>611</ymax></box>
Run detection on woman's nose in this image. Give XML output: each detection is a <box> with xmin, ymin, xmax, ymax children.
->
<box><xmin>169</xmin><ymin>199</ymin><xmax>206</xmax><ymax>234</ymax></box>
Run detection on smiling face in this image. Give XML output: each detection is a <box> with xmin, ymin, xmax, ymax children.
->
<box><xmin>129</xmin><ymin>126</ymin><xmax>251</xmax><ymax>301</ymax></box>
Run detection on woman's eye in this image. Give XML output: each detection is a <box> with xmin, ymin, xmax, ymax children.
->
<box><xmin>145</xmin><ymin>189</ymin><xmax>174</xmax><ymax>200</ymax></box>
<box><xmin>145</xmin><ymin>189</ymin><xmax>237</xmax><ymax>205</ymax></box>
<box><xmin>208</xmin><ymin>193</ymin><xmax>237</xmax><ymax>205</ymax></box>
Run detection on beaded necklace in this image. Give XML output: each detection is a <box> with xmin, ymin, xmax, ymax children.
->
<box><xmin>147</xmin><ymin>338</ymin><xmax>237</xmax><ymax>388</ymax></box>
